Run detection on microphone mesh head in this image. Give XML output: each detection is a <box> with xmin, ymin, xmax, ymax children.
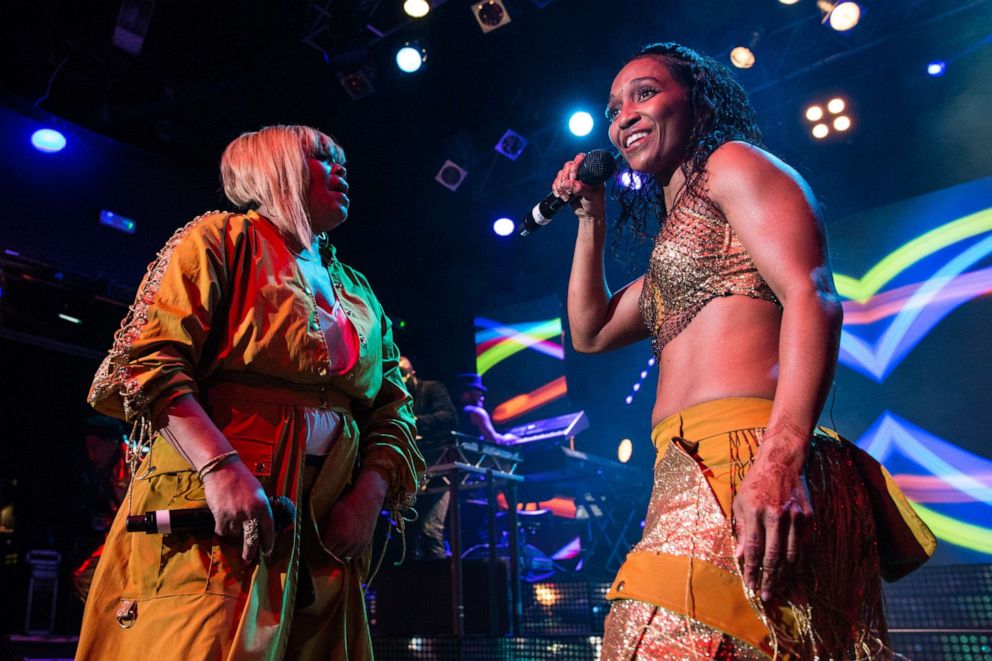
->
<box><xmin>577</xmin><ymin>149</ymin><xmax>618</xmax><ymax>184</ymax></box>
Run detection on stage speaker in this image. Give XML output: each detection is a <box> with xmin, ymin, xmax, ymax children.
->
<box><xmin>372</xmin><ymin>559</ymin><xmax>508</xmax><ymax>635</ymax></box>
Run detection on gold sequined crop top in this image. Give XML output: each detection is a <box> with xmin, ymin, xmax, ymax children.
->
<box><xmin>638</xmin><ymin>192</ymin><xmax>781</xmax><ymax>358</ymax></box>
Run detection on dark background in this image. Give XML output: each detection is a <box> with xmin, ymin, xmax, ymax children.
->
<box><xmin>1</xmin><ymin>0</ymin><xmax>991</xmax><ymax>632</ymax></box>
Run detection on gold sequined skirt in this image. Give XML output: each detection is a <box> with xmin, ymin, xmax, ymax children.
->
<box><xmin>600</xmin><ymin>398</ymin><xmax>889</xmax><ymax>660</ymax></box>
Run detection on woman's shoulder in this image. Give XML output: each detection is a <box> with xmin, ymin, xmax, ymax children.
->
<box><xmin>706</xmin><ymin>141</ymin><xmax>778</xmax><ymax>172</ymax></box>
<box><xmin>705</xmin><ymin>141</ymin><xmax>809</xmax><ymax>200</ymax></box>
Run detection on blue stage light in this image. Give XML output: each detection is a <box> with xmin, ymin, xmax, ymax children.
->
<box><xmin>493</xmin><ymin>217</ymin><xmax>515</xmax><ymax>236</ymax></box>
<box><xmin>620</xmin><ymin>170</ymin><xmax>643</xmax><ymax>190</ymax></box>
<box><xmin>100</xmin><ymin>210</ymin><xmax>137</xmax><ymax>234</ymax></box>
<box><xmin>31</xmin><ymin>128</ymin><xmax>66</xmax><ymax>153</ymax></box>
<box><xmin>568</xmin><ymin>111</ymin><xmax>594</xmax><ymax>137</ymax></box>
<box><xmin>927</xmin><ymin>61</ymin><xmax>947</xmax><ymax>77</ymax></box>
<box><xmin>396</xmin><ymin>46</ymin><xmax>425</xmax><ymax>73</ymax></box>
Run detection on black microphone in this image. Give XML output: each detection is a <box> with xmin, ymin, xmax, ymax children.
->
<box><xmin>518</xmin><ymin>149</ymin><xmax>617</xmax><ymax>236</ymax></box>
<box><xmin>125</xmin><ymin>496</ymin><xmax>296</xmax><ymax>535</ymax></box>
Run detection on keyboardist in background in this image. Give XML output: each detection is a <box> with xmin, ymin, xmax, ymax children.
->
<box><xmin>456</xmin><ymin>373</ymin><xmax>519</xmax><ymax>446</ymax></box>
<box><xmin>399</xmin><ymin>356</ymin><xmax>458</xmax><ymax>560</ymax></box>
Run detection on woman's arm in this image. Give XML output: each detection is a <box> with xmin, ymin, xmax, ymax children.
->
<box><xmin>558</xmin><ymin>153</ymin><xmax>650</xmax><ymax>353</ymax></box>
<box><xmin>89</xmin><ymin>214</ymin><xmax>276</xmax><ymax>563</ymax></box>
<box><xmin>707</xmin><ymin>142</ymin><xmax>844</xmax><ymax>602</ymax></box>
<box><xmin>158</xmin><ymin>394</ymin><xmax>275</xmax><ymax>562</ymax></box>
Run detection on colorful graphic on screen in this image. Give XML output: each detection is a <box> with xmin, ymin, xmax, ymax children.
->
<box><xmin>474</xmin><ymin>298</ymin><xmax>568</xmax><ymax>424</ymax></box>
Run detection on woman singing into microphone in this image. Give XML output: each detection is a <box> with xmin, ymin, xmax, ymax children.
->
<box><xmin>554</xmin><ymin>43</ymin><xmax>930</xmax><ymax>659</ymax></box>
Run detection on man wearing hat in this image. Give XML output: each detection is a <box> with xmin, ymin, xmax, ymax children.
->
<box><xmin>456</xmin><ymin>373</ymin><xmax>519</xmax><ymax>445</ymax></box>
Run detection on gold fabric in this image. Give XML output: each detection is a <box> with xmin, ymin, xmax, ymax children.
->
<box><xmin>638</xmin><ymin>192</ymin><xmax>781</xmax><ymax>358</ymax></box>
<box><xmin>77</xmin><ymin>211</ymin><xmax>425</xmax><ymax>660</ymax></box>
<box><xmin>602</xmin><ymin>398</ymin><xmax>892</xmax><ymax>660</ymax></box>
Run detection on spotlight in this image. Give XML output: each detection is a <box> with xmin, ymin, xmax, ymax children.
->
<box><xmin>31</xmin><ymin>128</ymin><xmax>66</xmax><ymax>153</ymax></box>
<box><xmin>779</xmin><ymin>0</ymin><xmax>800</xmax><ymax>4</ymax></box>
<box><xmin>534</xmin><ymin>584</ymin><xmax>560</xmax><ymax>607</ymax></box>
<box><xmin>493</xmin><ymin>217</ymin><xmax>515</xmax><ymax>236</ymax></box>
<box><xmin>619</xmin><ymin>170</ymin><xmax>643</xmax><ymax>190</ymax></box>
<box><xmin>396</xmin><ymin>44</ymin><xmax>426</xmax><ymax>73</ymax></box>
<box><xmin>435</xmin><ymin>160</ymin><xmax>467</xmax><ymax>191</ymax></box>
<box><xmin>625</xmin><ymin>395</ymin><xmax>633</xmax><ymax>405</ymax></box>
<box><xmin>568</xmin><ymin>111</ymin><xmax>594</xmax><ymax>137</ymax></box>
<box><xmin>494</xmin><ymin>129</ymin><xmax>527</xmax><ymax>160</ymax></box>
<box><xmin>99</xmin><ymin>210</ymin><xmax>137</xmax><ymax>234</ymax></box>
<box><xmin>805</xmin><ymin>95</ymin><xmax>853</xmax><ymax>140</ymax></box>
<box><xmin>403</xmin><ymin>0</ymin><xmax>430</xmax><ymax>18</ymax></box>
<box><xmin>472</xmin><ymin>0</ymin><xmax>511</xmax><ymax>33</ymax></box>
<box><xmin>927</xmin><ymin>61</ymin><xmax>947</xmax><ymax>77</ymax></box>
<box><xmin>729</xmin><ymin>46</ymin><xmax>755</xmax><ymax>69</ymax></box>
<box><xmin>337</xmin><ymin>69</ymin><xmax>375</xmax><ymax>100</ymax></box>
<box><xmin>617</xmin><ymin>439</ymin><xmax>633</xmax><ymax>464</ymax></box>
<box><xmin>820</xmin><ymin>1</ymin><xmax>860</xmax><ymax>31</ymax></box>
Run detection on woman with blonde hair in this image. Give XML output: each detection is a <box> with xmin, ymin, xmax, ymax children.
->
<box><xmin>77</xmin><ymin>125</ymin><xmax>424</xmax><ymax>660</ymax></box>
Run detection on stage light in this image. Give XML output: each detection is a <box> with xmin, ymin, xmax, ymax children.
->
<box><xmin>403</xmin><ymin>0</ymin><xmax>430</xmax><ymax>18</ymax></box>
<box><xmin>729</xmin><ymin>46</ymin><xmax>755</xmax><ymax>69</ymax></box>
<box><xmin>396</xmin><ymin>45</ymin><xmax>425</xmax><ymax>73</ymax></box>
<box><xmin>435</xmin><ymin>160</ymin><xmax>467</xmax><ymax>191</ymax></box>
<box><xmin>337</xmin><ymin>69</ymin><xmax>374</xmax><ymax>100</ymax></box>
<box><xmin>568</xmin><ymin>111</ymin><xmax>594</xmax><ymax>137</ymax></box>
<box><xmin>927</xmin><ymin>61</ymin><xmax>947</xmax><ymax>77</ymax></box>
<box><xmin>472</xmin><ymin>0</ymin><xmax>511</xmax><ymax>33</ymax></box>
<box><xmin>493</xmin><ymin>217</ymin><xmax>515</xmax><ymax>236</ymax></box>
<box><xmin>99</xmin><ymin>210</ymin><xmax>137</xmax><ymax>234</ymax></box>
<box><xmin>58</xmin><ymin>313</ymin><xmax>82</xmax><ymax>325</ymax></box>
<box><xmin>31</xmin><ymin>128</ymin><xmax>66</xmax><ymax>153</ymax></box>
<box><xmin>625</xmin><ymin>395</ymin><xmax>633</xmax><ymax>405</ymax></box>
<box><xmin>825</xmin><ymin>1</ymin><xmax>860</xmax><ymax>31</ymax></box>
<box><xmin>805</xmin><ymin>105</ymin><xmax>824</xmax><ymax>122</ymax></box>
<box><xmin>620</xmin><ymin>170</ymin><xmax>643</xmax><ymax>190</ymax></box>
<box><xmin>617</xmin><ymin>439</ymin><xmax>633</xmax><ymax>464</ymax></box>
<box><xmin>495</xmin><ymin>129</ymin><xmax>527</xmax><ymax>160</ymax></box>
<box><xmin>534</xmin><ymin>584</ymin><xmax>560</xmax><ymax>606</ymax></box>
<box><xmin>805</xmin><ymin>95</ymin><xmax>854</xmax><ymax>140</ymax></box>
<box><xmin>779</xmin><ymin>0</ymin><xmax>800</xmax><ymax>4</ymax></box>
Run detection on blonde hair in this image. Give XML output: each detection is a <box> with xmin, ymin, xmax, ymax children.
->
<box><xmin>220</xmin><ymin>125</ymin><xmax>345</xmax><ymax>248</ymax></box>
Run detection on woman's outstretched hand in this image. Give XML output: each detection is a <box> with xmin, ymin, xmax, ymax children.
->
<box><xmin>552</xmin><ymin>152</ymin><xmax>606</xmax><ymax>222</ymax></box>
<box><xmin>732</xmin><ymin>430</ymin><xmax>813</xmax><ymax>603</ymax></box>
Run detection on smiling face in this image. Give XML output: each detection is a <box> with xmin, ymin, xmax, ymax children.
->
<box><xmin>606</xmin><ymin>56</ymin><xmax>693</xmax><ymax>181</ymax></box>
<box><xmin>306</xmin><ymin>138</ymin><xmax>350</xmax><ymax>233</ymax></box>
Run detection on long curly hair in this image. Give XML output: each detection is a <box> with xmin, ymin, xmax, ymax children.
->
<box><xmin>611</xmin><ymin>43</ymin><xmax>764</xmax><ymax>242</ymax></box>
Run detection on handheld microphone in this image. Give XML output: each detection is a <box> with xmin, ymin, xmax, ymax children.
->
<box><xmin>125</xmin><ymin>496</ymin><xmax>296</xmax><ymax>535</ymax></box>
<box><xmin>518</xmin><ymin>149</ymin><xmax>617</xmax><ymax>236</ymax></box>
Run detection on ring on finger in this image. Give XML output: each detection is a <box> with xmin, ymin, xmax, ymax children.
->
<box><xmin>243</xmin><ymin>518</ymin><xmax>261</xmax><ymax>548</ymax></box>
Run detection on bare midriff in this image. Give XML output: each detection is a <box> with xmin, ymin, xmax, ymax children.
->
<box><xmin>650</xmin><ymin>295</ymin><xmax>781</xmax><ymax>426</ymax></box>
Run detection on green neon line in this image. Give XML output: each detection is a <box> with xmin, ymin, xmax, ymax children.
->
<box><xmin>911</xmin><ymin>502</ymin><xmax>992</xmax><ymax>555</ymax></box>
<box><xmin>834</xmin><ymin>209</ymin><xmax>992</xmax><ymax>303</ymax></box>
<box><xmin>476</xmin><ymin>319</ymin><xmax>562</xmax><ymax>375</ymax></box>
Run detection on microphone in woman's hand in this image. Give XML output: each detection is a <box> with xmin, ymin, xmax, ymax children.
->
<box><xmin>126</xmin><ymin>496</ymin><xmax>297</xmax><ymax>534</ymax></box>
<box><xmin>518</xmin><ymin>149</ymin><xmax>618</xmax><ymax>236</ymax></box>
